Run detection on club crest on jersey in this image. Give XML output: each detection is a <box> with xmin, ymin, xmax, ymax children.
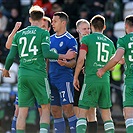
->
<box><xmin>59</xmin><ymin>42</ymin><xmax>63</xmax><ymax>47</ymax></box>
<box><xmin>46</xmin><ymin>36</ymin><xmax>49</xmax><ymax>41</ymax></box>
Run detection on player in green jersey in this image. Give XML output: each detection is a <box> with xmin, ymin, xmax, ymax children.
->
<box><xmin>73</xmin><ymin>15</ymin><xmax>115</xmax><ymax>133</ymax></box>
<box><xmin>74</xmin><ymin>18</ymin><xmax>97</xmax><ymax>133</ymax></box>
<box><xmin>5</xmin><ymin>15</ymin><xmax>52</xmax><ymax>133</ymax></box>
<box><xmin>97</xmin><ymin>15</ymin><xmax>133</xmax><ymax>133</ymax></box>
<box><xmin>1</xmin><ymin>5</ymin><xmax>76</xmax><ymax>133</ymax></box>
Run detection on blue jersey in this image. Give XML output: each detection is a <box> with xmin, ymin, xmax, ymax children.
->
<box><xmin>49</xmin><ymin>31</ymin><xmax>78</xmax><ymax>83</ymax></box>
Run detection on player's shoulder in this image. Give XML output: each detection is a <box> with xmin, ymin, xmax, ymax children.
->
<box><xmin>50</xmin><ymin>32</ymin><xmax>76</xmax><ymax>41</ymax></box>
<box><xmin>117</xmin><ymin>34</ymin><xmax>128</xmax><ymax>43</ymax></box>
<box><xmin>65</xmin><ymin>32</ymin><xmax>75</xmax><ymax>39</ymax></box>
<box><xmin>103</xmin><ymin>34</ymin><xmax>114</xmax><ymax>43</ymax></box>
<box><xmin>17</xmin><ymin>26</ymin><xmax>44</xmax><ymax>34</ymax></box>
<box><xmin>50</xmin><ymin>33</ymin><xmax>56</xmax><ymax>38</ymax></box>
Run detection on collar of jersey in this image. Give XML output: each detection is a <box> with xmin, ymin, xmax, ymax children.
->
<box><xmin>55</xmin><ymin>31</ymin><xmax>68</xmax><ymax>38</ymax></box>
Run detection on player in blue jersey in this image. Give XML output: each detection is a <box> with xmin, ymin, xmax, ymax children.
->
<box><xmin>49</xmin><ymin>12</ymin><xmax>78</xmax><ymax>133</ymax></box>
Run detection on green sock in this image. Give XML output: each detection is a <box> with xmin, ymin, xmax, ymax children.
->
<box><xmin>126</xmin><ymin>126</ymin><xmax>133</xmax><ymax>133</ymax></box>
<box><xmin>125</xmin><ymin>118</ymin><xmax>133</xmax><ymax>133</ymax></box>
<box><xmin>40</xmin><ymin>123</ymin><xmax>49</xmax><ymax>133</ymax></box>
<box><xmin>76</xmin><ymin>118</ymin><xmax>87</xmax><ymax>133</ymax></box>
<box><xmin>16</xmin><ymin>130</ymin><xmax>24</xmax><ymax>133</ymax></box>
<box><xmin>104</xmin><ymin>120</ymin><xmax>115</xmax><ymax>133</ymax></box>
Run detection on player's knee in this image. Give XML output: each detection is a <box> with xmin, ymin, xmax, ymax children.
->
<box><xmin>87</xmin><ymin>114</ymin><xmax>97</xmax><ymax>121</ymax></box>
<box><xmin>63</xmin><ymin>105</ymin><xmax>74</xmax><ymax>118</ymax></box>
<box><xmin>51</xmin><ymin>108</ymin><xmax>62</xmax><ymax>118</ymax></box>
<box><xmin>123</xmin><ymin>110</ymin><xmax>133</xmax><ymax>120</ymax></box>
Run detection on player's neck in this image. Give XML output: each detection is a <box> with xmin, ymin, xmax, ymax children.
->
<box><xmin>128</xmin><ymin>28</ymin><xmax>133</xmax><ymax>34</ymax></box>
<box><xmin>31</xmin><ymin>21</ymin><xmax>42</xmax><ymax>28</ymax></box>
<box><xmin>56</xmin><ymin>28</ymin><xmax>66</xmax><ymax>36</ymax></box>
<box><xmin>79</xmin><ymin>35</ymin><xmax>82</xmax><ymax>42</ymax></box>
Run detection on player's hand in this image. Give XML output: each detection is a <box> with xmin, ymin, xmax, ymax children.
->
<box><xmin>14</xmin><ymin>22</ymin><xmax>22</xmax><ymax>32</ymax></box>
<box><xmin>57</xmin><ymin>59</ymin><xmax>67</xmax><ymax>66</ymax></box>
<box><xmin>118</xmin><ymin>58</ymin><xmax>125</xmax><ymax>64</ymax></box>
<box><xmin>96</xmin><ymin>68</ymin><xmax>105</xmax><ymax>78</ymax></box>
<box><xmin>65</xmin><ymin>49</ymin><xmax>77</xmax><ymax>60</ymax></box>
<box><xmin>73</xmin><ymin>78</ymin><xmax>80</xmax><ymax>91</ymax></box>
<box><xmin>1</xmin><ymin>69</ymin><xmax>10</xmax><ymax>77</ymax></box>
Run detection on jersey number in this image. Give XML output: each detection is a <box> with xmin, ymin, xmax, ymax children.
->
<box><xmin>96</xmin><ymin>42</ymin><xmax>109</xmax><ymax>62</ymax></box>
<box><xmin>128</xmin><ymin>42</ymin><xmax>133</xmax><ymax>61</ymax></box>
<box><xmin>19</xmin><ymin>36</ymin><xmax>38</xmax><ymax>57</ymax></box>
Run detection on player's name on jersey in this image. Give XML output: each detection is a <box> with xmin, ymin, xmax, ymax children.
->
<box><xmin>22</xmin><ymin>30</ymin><xmax>36</xmax><ymax>35</ymax></box>
<box><xmin>97</xmin><ymin>36</ymin><xmax>107</xmax><ymax>41</ymax></box>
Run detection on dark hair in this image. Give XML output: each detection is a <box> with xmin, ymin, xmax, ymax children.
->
<box><xmin>125</xmin><ymin>15</ymin><xmax>133</xmax><ymax>27</ymax></box>
<box><xmin>53</xmin><ymin>12</ymin><xmax>69</xmax><ymax>23</ymax></box>
<box><xmin>30</xmin><ymin>11</ymin><xmax>43</xmax><ymax>21</ymax></box>
<box><xmin>90</xmin><ymin>15</ymin><xmax>105</xmax><ymax>31</ymax></box>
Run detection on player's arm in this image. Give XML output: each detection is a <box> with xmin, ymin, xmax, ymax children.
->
<box><xmin>109</xmin><ymin>54</ymin><xmax>115</xmax><ymax>71</ymax></box>
<box><xmin>42</xmin><ymin>31</ymin><xmax>76</xmax><ymax>60</ymax></box>
<box><xmin>57</xmin><ymin>58</ymin><xmax>76</xmax><ymax>68</ymax></box>
<box><xmin>118</xmin><ymin>57</ymin><xmax>125</xmax><ymax>64</ymax></box>
<box><xmin>74</xmin><ymin>47</ymin><xmax>87</xmax><ymax>91</ymax></box>
<box><xmin>42</xmin><ymin>44</ymin><xmax>76</xmax><ymax>60</ymax></box>
<box><xmin>97</xmin><ymin>48</ymin><xmax>125</xmax><ymax>78</ymax></box>
<box><xmin>2</xmin><ymin>45</ymin><xmax>18</xmax><ymax>77</ymax></box>
<box><xmin>58</xmin><ymin>37</ymin><xmax>78</xmax><ymax>68</ymax></box>
<box><xmin>6</xmin><ymin>22</ymin><xmax>22</xmax><ymax>49</ymax></box>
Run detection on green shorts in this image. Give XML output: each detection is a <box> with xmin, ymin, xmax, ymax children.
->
<box><xmin>78</xmin><ymin>81</ymin><xmax>112</xmax><ymax>109</ymax></box>
<box><xmin>18</xmin><ymin>76</ymin><xmax>50</xmax><ymax>107</ymax></box>
<box><xmin>123</xmin><ymin>83</ymin><xmax>133</xmax><ymax>107</ymax></box>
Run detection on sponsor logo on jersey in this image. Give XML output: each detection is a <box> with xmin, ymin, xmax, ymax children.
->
<box><xmin>46</xmin><ymin>36</ymin><xmax>49</xmax><ymax>41</ymax></box>
<box><xmin>70</xmin><ymin>127</ymin><xmax>75</xmax><ymax>129</ymax></box>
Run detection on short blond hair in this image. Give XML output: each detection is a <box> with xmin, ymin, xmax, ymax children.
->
<box><xmin>76</xmin><ymin>19</ymin><xmax>90</xmax><ymax>28</ymax></box>
<box><xmin>43</xmin><ymin>16</ymin><xmax>51</xmax><ymax>23</ymax></box>
<box><xmin>29</xmin><ymin>5</ymin><xmax>44</xmax><ymax>21</ymax></box>
<box><xmin>29</xmin><ymin>5</ymin><xmax>44</xmax><ymax>15</ymax></box>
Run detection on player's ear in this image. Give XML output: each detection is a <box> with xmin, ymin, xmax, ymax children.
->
<box><xmin>76</xmin><ymin>28</ymin><xmax>79</xmax><ymax>33</ymax></box>
<box><xmin>29</xmin><ymin>17</ymin><xmax>32</xmax><ymax>23</ymax></box>
<box><xmin>103</xmin><ymin>25</ymin><xmax>106</xmax><ymax>31</ymax></box>
<box><xmin>62</xmin><ymin>20</ymin><xmax>67</xmax><ymax>26</ymax></box>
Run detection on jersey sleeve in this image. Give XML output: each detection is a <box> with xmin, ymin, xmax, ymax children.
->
<box><xmin>41</xmin><ymin>30</ymin><xmax>50</xmax><ymax>47</ymax></box>
<box><xmin>80</xmin><ymin>44</ymin><xmax>88</xmax><ymax>53</ymax></box>
<box><xmin>41</xmin><ymin>31</ymin><xmax>59</xmax><ymax>59</ymax></box>
<box><xmin>5</xmin><ymin>35</ymin><xmax>18</xmax><ymax>70</ymax></box>
<box><xmin>117</xmin><ymin>37</ymin><xmax>125</xmax><ymax>50</ymax></box>
<box><xmin>67</xmin><ymin>38</ymin><xmax>78</xmax><ymax>52</ymax></box>
<box><xmin>80</xmin><ymin>36</ymin><xmax>88</xmax><ymax>52</ymax></box>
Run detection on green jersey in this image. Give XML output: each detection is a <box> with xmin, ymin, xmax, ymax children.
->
<box><xmin>81</xmin><ymin>32</ymin><xmax>116</xmax><ymax>82</ymax></box>
<box><xmin>5</xmin><ymin>26</ymin><xmax>58</xmax><ymax>77</ymax></box>
<box><xmin>117</xmin><ymin>33</ymin><xmax>133</xmax><ymax>84</ymax></box>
